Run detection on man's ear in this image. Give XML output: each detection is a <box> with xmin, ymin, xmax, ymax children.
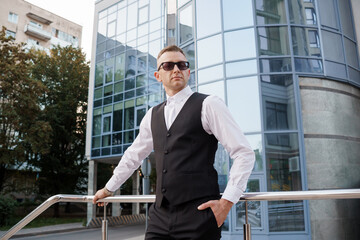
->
<box><xmin>154</xmin><ymin>71</ymin><xmax>162</xmax><ymax>83</ymax></box>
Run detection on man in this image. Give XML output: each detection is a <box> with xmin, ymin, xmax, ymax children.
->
<box><xmin>93</xmin><ymin>45</ymin><xmax>255</xmax><ymax>239</ymax></box>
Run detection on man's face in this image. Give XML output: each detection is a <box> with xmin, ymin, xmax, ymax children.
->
<box><xmin>154</xmin><ymin>51</ymin><xmax>190</xmax><ymax>96</ymax></box>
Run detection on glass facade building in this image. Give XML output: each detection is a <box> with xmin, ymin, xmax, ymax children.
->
<box><xmin>87</xmin><ymin>0</ymin><xmax>360</xmax><ymax>239</ymax></box>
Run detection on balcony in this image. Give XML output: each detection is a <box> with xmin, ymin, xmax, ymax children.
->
<box><xmin>24</xmin><ymin>24</ymin><xmax>51</xmax><ymax>41</ymax></box>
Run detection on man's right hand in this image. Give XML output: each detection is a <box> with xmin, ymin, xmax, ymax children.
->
<box><xmin>93</xmin><ymin>188</ymin><xmax>112</xmax><ymax>206</ymax></box>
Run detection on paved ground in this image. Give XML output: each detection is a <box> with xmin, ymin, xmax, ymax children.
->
<box><xmin>0</xmin><ymin>222</ymin><xmax>146</xmax><ymax>240</ymax></box>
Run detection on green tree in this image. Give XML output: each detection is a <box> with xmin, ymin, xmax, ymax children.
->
<box><xmin>31</xmin><ymin>45</ymin><xmax>89</xmax><ymax>216</ymax></box>
<box><xmin>0</xmin><ymin>27</ymin><xmax>51</xmax><ymax>192</ymax></box>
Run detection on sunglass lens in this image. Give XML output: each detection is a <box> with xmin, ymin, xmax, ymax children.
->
<box><xmin>177</xmin><ymin>62</ymin><xmax>189</xmax><ymax>70</ymax></box>
<box><xmin>162</xmin><ymin>62</ymin><xmax>175</xmax><ymax>71</ymax></box>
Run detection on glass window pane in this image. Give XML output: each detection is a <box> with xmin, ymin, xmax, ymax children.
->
<box><xmin>112</xmin><ymin>133</ymin><xmax>122</xmax><ymax>145</ymax></box>
<box><xmin>226</xmin><ymin>60</ymin><xmax>257</xmax><ymax>78</ymax></box>
<box><xmin>261</xmin><ymin>75</ymin><xmax>297</xmax><ymax>131</ymax></box>
<box><xmin>92</xmin><ymin>136</ymin><xmax>101</xmax><ymax>148</ymax></box>
<box><xmin>115</xmin><ymin>53</ymin><xmax>125</xmax><ymax>81</ymax></box>
<box><xmin>136</xmin><ymin>74</ymin><xmax>147</xmax><ymax>88</ymax></box>
<box><xmin>196</xmin><ymin>0</ymin><xmax>221</xmax><ymax>39</ymax></box>
<box><xmin>321</xmin><ymin>30</ymin><xmax>344</xmax><ymax>63</ymax></box>
<box><xmin>95</xmin><ymin>61</ymin><xmax>104</xmax><ymax>87</ymax></box>
<box><xmin>258</xmin><ymin>27</ymin><xmax>290</xmax><ymax>56</ymax></box>
<box><xmin>113</xmin><ymin>109</ymin><xmax>123</xmax><ymax>131</ymax></box>
<box><xmin>139</xmin><ymin>6</ymin><xmax>149</xmax><ymax>24</ymax></box>
<box><xmin>149</xmin><ymin>0</ymin><xmax>162</xmax><ymax>20</ymax></box>
<box><xmin>291</xmin><ymin>27</ymin><xmax>321</xmax><ymax>57</ymax></box>
<box><xmin>98</xmin><ymin>17</ymin><xmax>107</xmax><ymax>42</ymax></box>
<box><xmin>198</xmin><ymin>65</ymin><xmax>223</xmax><ymax>84</ymax></box>
<box><xmin>288</xmin><ymin>0</ymin><xmax>317</xmax><ymax>25</ymax></box>
<box><xmin>236</xmin><ymin>179</ymin><xmax>261</xmax><ymax>228</ymax></box>
<box><xmin>103</xmin><ymin>116</ymin><xmax>111</xmax><ymax>133</ymax></box>
<box><xmin>178</xmin><ymin>0</ymin><xmax>190</xmax><ymax>8</ymax></box>
<box><xmin>265</xmin><ymin>133</ymin><xmax>305</xmax><ymax>232</ymax></box>
<box><xmin>338</xmin><ymin>0</ymin><xmax>355</xmax><ymax>39</ymax></box>
<box><xmin>117</xmin><ymin>8</ymin><xmax>127</xmax><ymax>34</ymax></box>
<box><xmin>223</xmin><ymin>0</ymin><xmax>253</xmax><ymax>30</ymax></box>
<box><xmin>294</xmin><ymin>58</ymin><xmax>323</xmax><ymax>73</ymax></box>
<box><xmin>246</xmin><ymin>134</ymin><xmax>263</xmax><ymax>172</ymax></box>
<box><xmin>136</xmin><ymin>108</ymin><xmax>146</xmax><ymax>126</ymax></box>
<box><xmin>197</xmin><ymin>34</ymin><xmax>223</xmax><ymax>69</ymax></box>
<box><xmin>260</xmin><ymin>58</ymin><xmax>292</xmax><ymax>73</ymax></box>
<box><xmin>182</xmin><ymin>43</ymin><xmax>195</xmax><ymax>71</ymax></box>
<box><xmin>107</xmin><ymin>21</ymin><xmax>116</xmax><ymax>37</ymax></box>
<box><xmin>225</xmin><ymin>28</ymin><xmax>256</xmax><ymax>61</ymax></box>
<box><xmin>104</xmin><ymin>85</ymin><xmax>113</xmax><ymax>97</ymax></box>
<box><xmin>150</xmin><ymin>18</ymin><xmax>161</xmax><ymax>32</ymax></box>
<box><xmin>102</xmin><ymin>135</ymin><xmax>111</xmax><ymax>147</ymax></box>
<box><xmin>127</xmin><ymin>3</ymin><xmax>138</xmax><ymax>30</ymax></box>
<box><xmin>94</xmin><ymin>88</ymin><xmax>103</xmax><ymax>99</ymax></box>
<box><xmin>344</xmin><ymin>38</ymin><xmax>359</xmax><ymax>68</ymax></box>
<box><xmin>124</xmin><ymin>100</ymin><xmax>135</xmax><ymax>129</ymax></box>
<box><xmin>325</xmin><ymin>61</ymin><xmax>347</xmax><ymax>79</ymax></box>
<box><xmin>256</xmin><ymin>0</ymin><xmax>287</xmax><ymax>24</ymax></box>
<box><xmin>93</xmin><ymin>115</ymin><xmax>101</xmax><ymax>135</ymax></box>
<box><xmin>318</xmin><ymin>0</ymin><xmax>339</xmax><ymax>30</ymax></box>
<box><xmin>227</xmin><ymin>76</ymin><xmax>261</xmax><ymax>133</ymax></box>
<box><xmin>198</xmin><ymin>81</ymin><xmax>224</xmax><ymax>101</ymax></box>
<box><xmin>179</xmin><ymin>4</ymin><xmax>193</xmax><ymax>44</ymax></box>
<box><xmin>124</xmin><ymin>130</ymin><xmax>134</xmax><ymax>143</ymax></box>
<box><xmin>348</xmin><ymin>67</ymin><xmax>360</xmax><ymax>84</ymax></box>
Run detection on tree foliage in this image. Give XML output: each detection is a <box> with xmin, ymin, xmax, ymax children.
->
<box><xmin>31</xmin><ymin>45</ymin><xmax>89</xmax><ymax>201</ymax></box>
<box><xmin>0</xmin><ymin>27</ymin><xmax>51</xmax><ymax>192</ymax></box>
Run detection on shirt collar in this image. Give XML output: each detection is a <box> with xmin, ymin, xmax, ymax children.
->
<box><xmin>166</xmin><ymin>85</ymin><xmax>193</xmax><ymax>105</ymax></box>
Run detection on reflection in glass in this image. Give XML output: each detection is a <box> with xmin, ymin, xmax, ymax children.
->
<box><xmin>197</xmin><ymin>34</ymin><xmax>222</xmax><ymax>69</ymax></box>
<box><xmin>92</xmin><ymin>136</ymin><xmax>101</xmax><ymax>148</ymax></box>
<box><xmin>127</xmin><ymin>3</ymin><xmax>138</xmax><ymax>30</ymax></box>
<box><xmin>245</xmin><ymin>134</ymin><xmax>263</xmax><ymax>171</ymax></box>
<box><xmin>124</xmin><ymin>100</ymin><xmax>135</xmax><ymax>129</ymax></box>
<box><xmin>149</xmin><ymin>0</ymin><xmax>162</xmax><ymax>20</ymax></box>
<box><xmin>225</xmin><ymin>29</ymin><xmax>256</xmax><ymax>61</ymax></box>
<box><xmin>103</xmin><ymin>116</ymin><xmax>111</xmax><ymax>133</ymax></box>
<box><xmin>288</xmin><ymin>0</ymin><xmax>317</xmax><ymax>25</ymax></box>
<box><xmin>223</xmin><ymin>0</ymin><xmax>253</xmax><ymax>30</ymax></box>
<box><xmin>226</xmin><ymin>60</ymin><xmax>257</xmax><ymax>78</ymax></box>
<box><xmin>291</xmin><ymin>27</ymin><xmax>321</xmax><ymax>57</ymax></box>
<box><xmin>93</xmin><ymin>115</ymin><xmax>101</xmax><ymax>136</ymax></box>
<box><xmin>321</xmin><ymin>30</ymin><xmax>344</xmax><ymax>63</ymax></box>
<box><xmin>258</xmin><ymin>27</ymin><xmax>290</xmax><ymax>56</ymax></box>
<box><xmin>95</xmin><ymin>61</ymin><xmax>104</xmax><ymax>87</ymax></box>
<box><xmin>260</xmin><ymin>58</ymin><xmax>292</xmax><ymax>73</ymax></box>
<box><xmin>198</xmin><ymin>80</ymin><xmax>224</xmax><ymax>101</ymax></box>
<box><xmin>107</xmin><ymin>21</ymin><xmax>116</xmax><ymax>37</ymax></box>
<box><xmin>179</xmin><ymin>4</ymin><xmax>193</xmax><ymax>44</ymax></box>
<box><xmin>117</xmin><ymin>8</ymin><xmax>126</xmax><ymax>34</ymax></box>
<box><xmin>182</xmin><ymin>43</ymin><xmax>195</xmax><ymax>71</ymax></box>
<box><xmin>294</xmin><ymin>58</ymin><xmax>323</xmax><ymax>73</ymax></box>
<box><xmin>338</xmin><ymin>0</ymin><xmax>355</xmax><ymax>39</ymax></box>
<box><xmin>236</xmin><ymin>179</ymin><xmax>261</xmax><ymax>228</ymax></box>
<box><xmin>112</xmin><ymin>133</ymin><xmax>122</xmax><ymax>145</ymax></box>
<box><xmin>265</xmin><ymin>133</ymin><xmax>304</xmax><ymax>231</ymax></box>
<box><xmin>344</xmin><ymin>38</ymin><xmax>359</xmax><ymax>68</ymax></box>
<box><xmin>198</xmin><ymin>64</ymin><xmax>223</xmax><ymax>84</ymax></box>
<box><xmin>214</xmin><ymin>144</ymin><xmax>229</xmax><ymax>193</ymax></box>
<box><xmin>115</xmin><ymin>54</ymin><xmax>125</xmax><ymax>81</ymax></box>
<box><xmin>139</xmin><ymin>6</ymin><xmax>149</xmax><ymax>24</ymax></box>
<box><xmin>98</xmin><ymin>17</ymin><xmax>107</xmax><ymax>42</ymax></box>
<box><xmin>102</xmin><ymin>135</ymin><xmax>111</xmax><ymax>147</ymax></box>
<box><xmin>256</xmin><ymin>0</ymin><xmax>287</xmax><ymax>24</ymax></box>
<box><xmin>136</xmin><ymin>108</ymin><xmax>146</xmax><ymax>126</ymax></box>
<box><xmin>227</xmin><ymin>77</ymin><xmax>261</xmax><ymax>133</ymax></box>
<box><xmin>318</xmin><ymin>0</ymin><xmax>338</xmax><ymax>30</ymax></box>
<box><xmin>261</xmin><ymin>75</ymin><xmax>297</xmax><ymax>131</ymax></box>
<box><xmin>196</xmin><ymin>0</ymin><xmax>221</xmax><ymax>39</ymax></box>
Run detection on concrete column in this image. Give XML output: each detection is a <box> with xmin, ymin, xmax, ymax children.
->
<box><xmin>87</xmin><ymin>159</ymin><xmax>97</xmax><ymax>225</ymax></box>
<box><xmin>112</xmin><ymin>188</ymin><xmax>122</xmax><ymax>217</ymax></box>
<box><xmin>132</xmin><ymin>171</ymin><xmax>140</xmax><ymax>215</ymax></box>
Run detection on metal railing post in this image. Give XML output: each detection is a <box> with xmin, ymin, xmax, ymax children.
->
<box><xmin>243</xmin><ymin>201</ymin><xmax>251</xmax><ymax>240</ymax></box>
<box><xmin>102</xmin><ymin>203</ymin><xmax>108</xmax><ymax>240</ymax></box>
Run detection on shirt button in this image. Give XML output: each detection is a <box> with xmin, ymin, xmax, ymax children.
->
<box><xmin>164</xmin><ymin>150</ymin><xmax>169</xmax><ymax>154</ymax></box>
<box><xmin>162</xmin><ymin>188</ymin><xmax>166</xmax><ymax>193</ymax></box>
<box><xmin>167</xmin><ymin>132</ymin><xmax>171</xmax><ymax>137</ymax></box>
<box><xmin>162</xmin><ymin>169</ymin><xmax>167</xmax><ymax>174</ymax></box>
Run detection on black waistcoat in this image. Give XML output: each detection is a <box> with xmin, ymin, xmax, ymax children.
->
<box><xmin>151</xmin><ymin>92</ymin><xmax>219</xmax><ymax>207</ymax></box>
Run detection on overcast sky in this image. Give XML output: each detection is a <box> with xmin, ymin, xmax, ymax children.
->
<box><xmin>25</xmin><ymin>0</ymin><xmax>95</xmax><ymax>61</ymax></box>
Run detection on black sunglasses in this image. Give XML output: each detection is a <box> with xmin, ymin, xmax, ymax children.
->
<box><xmin>157</xmin><ymin>61</ymin><xmax>190</xmax><ymax>71</ymax></box>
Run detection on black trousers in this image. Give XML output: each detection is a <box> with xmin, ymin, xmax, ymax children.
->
<box><xmin>145</xmin><ymin>196</ymin><xmax>222</xmax><ymax>240</ymax></box>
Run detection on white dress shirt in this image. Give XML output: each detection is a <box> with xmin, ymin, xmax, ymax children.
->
<box><xmin>105</xmin><ymin>86</ymin><xmax>255</xmax><ymax>204</ymax></box>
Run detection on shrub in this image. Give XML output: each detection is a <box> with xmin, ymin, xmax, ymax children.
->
<box><xmin>0</xmin><ymin>196</ymin><xmax>18</xmax><ymax>226</ymax></box>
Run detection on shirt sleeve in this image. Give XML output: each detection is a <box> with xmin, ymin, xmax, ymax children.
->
<box><xmin>105</xmin><ymin>108</ymin><xmax>154</xmax><ymax>192</ymax></box>
<box><xmin>202</xmin><ymin>95</ymin><xmax>255</xmax><ymax>203</ymax></box>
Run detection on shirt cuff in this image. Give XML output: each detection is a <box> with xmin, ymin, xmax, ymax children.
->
<box><xmin>105</xmin><ymin>181</ymin><xmax>117</xmax><ymax>193</ymax></box>
<box><xmin>221</xmin><ymin>185</ymin><xmax>244</xmax><ymax>204</ymax></box>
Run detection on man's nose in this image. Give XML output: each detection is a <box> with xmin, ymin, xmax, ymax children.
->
<box><xmin>173</xmin><ymin>64</ymin><xmax>181</xmax><ymax>72</ymax></box>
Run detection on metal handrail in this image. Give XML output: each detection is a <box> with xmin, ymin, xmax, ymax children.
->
<box><xmin>2</xmin><ymin>189</ymin><xmax>360</xmax><ymax>240</ymax></box>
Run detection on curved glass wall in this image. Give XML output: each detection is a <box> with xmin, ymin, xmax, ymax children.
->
<box><xmin>175</xmin><ymin>0</ymin><xmax>359</xmax><ymax>237</ymax></box>
<box><xmin>91</xmin><ymin>0</ymin><xmax>166</xmax><ymax>158</ymax></box>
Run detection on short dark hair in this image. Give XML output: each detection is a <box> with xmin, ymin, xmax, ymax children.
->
<box><xmin>157</xmin><ymin>45</ymin><xmax>186</xmax><ymax>60</ymax></box>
